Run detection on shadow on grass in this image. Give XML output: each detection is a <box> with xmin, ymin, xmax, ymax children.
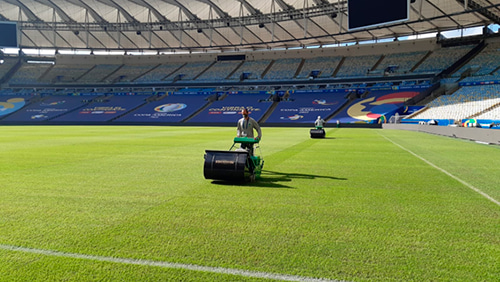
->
<box><xmin>210</xmin><ymin>179</ymin><xmax>293</xmax><ymax>189</ymax></box>
<box><xmin>263</xmin><ymin>170</ymin><xmax>347</xmax><ymax>181</ymax></box>
<box><xmin>210</xmin><ymin>170</ymin><xmax>346</xmax><ymax>189</ymax></box>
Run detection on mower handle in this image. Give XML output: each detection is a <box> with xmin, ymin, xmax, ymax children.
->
<box><xmin>233</xmin><ymin>137</ymin><xmax>260</xmax><ymax>144</ymax></box>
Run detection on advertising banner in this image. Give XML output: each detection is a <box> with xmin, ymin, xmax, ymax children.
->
<box><xmin>2</xmin><ymin>96</ymin><xmax>86</xmax><ymax>121</ymax></box>
<box><xmin>115</xmin><ymin>95</ymin><xmax>208</xmax><ymax>123</ymax></box>
<box><xmin>0</xmin><ymin>96</ymin><xmax>27</xmax><ymax>118</ymax></box>
<box><xmin>266</xmin><ymin>93</ymin><xmax>345</xmax><ymax>123</ymax></box>
<box><xmin>52</xmin><ymin>95</ymin><xmax>147</xmax><ymax>122</ymax></box>
<box><xmin>187</xmin><ymin>93</ymin><xmax>272</xmax><ymax>123</ymax></box>
<box><xmin>459</xmin><ymin>80</ymin><xmax>500</xmax><ymax>86</ymax></box>
<box><xmin>335</xmin><ymin>89</ymin><xmax>422</xmax><ymax>124</ymax></box>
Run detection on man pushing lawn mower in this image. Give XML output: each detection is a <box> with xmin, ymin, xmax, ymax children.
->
<box><xmin>236</xmin><ymin>108</ymin><xmax>262</xmax><ymax>155</ymax></box>
<box><xmin>310</xmin><ymin>116</ymin><xmax>326</xmax><ymax>138</ymax></box>
<box><xmin>204</xmin><ymin>108</ymin><xmax>264</xmax><ymax>182</ymax></box>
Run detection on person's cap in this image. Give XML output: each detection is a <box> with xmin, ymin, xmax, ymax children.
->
<box><xmin>317</xmin><ymin>116</ymin><xmax>321</xmax><ymax>119</ymax></box>
<box><xmin>242</xmin><ymin>108</ymin><xmax>249</xmax><ymax>114</ymax></box>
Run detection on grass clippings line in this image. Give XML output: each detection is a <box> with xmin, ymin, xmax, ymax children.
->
<box><xmin>380</xmin><ymin>133</ymin><xmax>500</xmax><ymax>207</ymax></box>
<box><xmin>0</xmin><ymin>244</ymin><xmax>344</xmax><ymax>282</ymax></box>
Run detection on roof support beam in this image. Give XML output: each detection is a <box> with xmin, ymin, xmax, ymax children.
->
<box><xmin>195</xmin><ymin>0</ymin><xmax>230</xmax><ymax>19</ymax></box>
<box><xmin>159</xmin><ymin>0</ymin><xmax>233</xmax><ymax>48</ymax></box>
<box><xmin>458</xmin><ymin>0</ymin><xmax>500</xmax><ymax>24</ymax></box>
<box><xmin>10</xmin><ymin>0</ymin><xmax>499</xmax><ymax>52</ymax></box>
<box><xmin>4</xmin><ymin>0</ymin><xmax>41</xmax><ymax>21</ymax></box>
<box><xmin>426</xmin><ymin>0</ymin><xmax>461</xmax><ymax>27</ymax></box>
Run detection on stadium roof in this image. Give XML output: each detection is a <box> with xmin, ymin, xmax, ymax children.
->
<box><xmin>1</xmin><ymin>0</ymin><xmax>499</xmax><ymax>52</ymax></box>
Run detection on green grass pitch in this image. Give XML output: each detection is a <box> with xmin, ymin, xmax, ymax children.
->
<box><xmin>0</xmin><ymin>126</ymin><xmax>499</xmax><ymax>281</ymax></box>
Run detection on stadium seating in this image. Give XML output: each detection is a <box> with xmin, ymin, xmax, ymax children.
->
<box><xmin>453</xmin><ymin>43</ymin><xmax>500</xmax><ymax>77</ymax></box>
<box><xmin>168</xmin><ymin>61</ymin><xmax>213</xmax><ymax>81</ymax></box>
<box><xmin>134</xmin><ymin>62</ymin><xmax>186</xmax><ymax>82</ymax></box>
<box><xmin>38</xmin><ymin>65</ymin><xmax>92</xmax><ymax>83</ymax></box>
<box><xmin>335</xmin><ymin>55</ymin><xmax>381</xmax><ymax>77</ymax></box>
<box><xmin>297</xmin><ymin>56</ymin><xmax>342</xmax><ymax>79</ymax></box>
<box><xmin>229</xmin><ymin>60</ymin><xmax>270</xmax><ymax>80</ymax></box>
<box><xmin>104</xmin><ymin>64</ymin><xmax>157</xmax><ymax>83</ymax></box>
<box><xmin>9</xmin><ymin>63</ymin><xmax>52</xmax><ymax>84</ymax></box>
<box><xmin>410</xmin><ymin>84</ymin><xmax>500</xmax><ymax>121</ymax></box>
<box><xmin>474</xmin><ymin>104</ymin><xmax>500</xmax><ymax>120</ymax></box>
<box><xmin>78</xmin><ymin>64</ymin><xmax>122</xmax><ymax>83</ymax></box>
<box><xmin>196</xmin><ymin>61</ymin><xmax>241</xmax><ymax>81</ymax></box>
<box><xmin>0</xmin><ymin>57</ymin><xmax>19</xmax><ymax>78</ymax></box>
<box><xmin>375</xmin><ymin>51</ymin><xmax>428</xmax><ymax>74</ymax></box>
<box><xmin>440</xmin><ymin>77</ymin><xmax>460</xmax><ymax>84</ymax></box>
<box><xmin>263</xmin><ymin>58</ymin><xmax>302</xmax><ymax>80</ymax></box>
<box><xmin>460</xmin><ymin>74</ymin><xmax>500</xmax><ymax>83</ymax></box>
<box><xmin>413</xmin><ymin>45</ymin><xmax>474</xmax><ymax>74</ymax></box>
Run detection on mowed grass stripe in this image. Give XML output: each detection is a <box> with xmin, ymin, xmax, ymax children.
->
<box><xmin>1</xmin><ymin>127</ymin><xmax>499</xmax><ymax>281</ymax></box>
<box><xmin>378</xmin><ymin>128</ymin><xmax>500</xmax><ymax>200</ymax></box>
<box><xmin>379</xmin><ymin>131</ymin><xmax>500</xmax><ymax>207</ymax></box>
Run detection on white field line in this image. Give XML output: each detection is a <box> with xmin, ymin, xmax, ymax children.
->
<box><xmin>380</xmin><ymin>133</ymin><xmax>500</xmax><ymax>207</ymax></box>
<box><xmin>0</xmin><ymin>244</ymin><xmax>343</xmax><ymax>282</ymax></box>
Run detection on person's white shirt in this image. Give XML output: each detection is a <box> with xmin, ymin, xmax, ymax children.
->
<box><xmin>237</xmin><ymin>116</ymin><xmax>261</xmax><ymax>139</ymax></box>
<box><xmin>315</xmin><ymin>116</ymin><xmax>325</xmax><ymax>128</ymax></box>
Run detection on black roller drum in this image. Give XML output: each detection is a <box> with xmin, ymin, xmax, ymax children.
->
<box><xmin>204</xmin><ymin>150</ymin><xmax>250</xmax><ymax>181</ymax></box>
<box><xmin>310</xmin><ymin>129</ymin><xmax>325</xmax><ymax>138</ymax></box>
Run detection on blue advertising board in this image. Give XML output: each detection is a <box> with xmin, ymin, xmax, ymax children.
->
<box><xmin>187</xmin><ymin>93</ymin><xmax>272</xmax><ymax>123</ymax></box>
<box><xmin>0</xmin><ymin>95</ymin><xmax>27</xmax><ymax>118</ymax></box>
<box><xmin>114</xmin><ymin>94</ymin><xmax>208</xmax><ymax>123</ymax></box>
<box><xmin>334</xmin><ymin>89</ymin><xmax>423</xmax><ymax>123</ymax></box>
<box><xmin>266</xmin><ymin>93</ymin><xmax>345</xmax><ymax>123</ymax></box>
<box><xmin>2</xmin><ymin>95</ymin><xmax>86</xmax><ymax>121</ymax></box>
<box><xmin>52</xmin><ymin>95</ymin><xmax>147</xmax><ymax>122</ymax></box>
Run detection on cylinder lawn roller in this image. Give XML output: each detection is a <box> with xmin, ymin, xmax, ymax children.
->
<box><xmin>310</xmin><ymin>127</ymin><xmax>325</xmax><ymax>138</ymax></box>
<box><xmin>204</xmin><ymin>137</ymin><xmax>264</xmax><ymax>182</ymax></box>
